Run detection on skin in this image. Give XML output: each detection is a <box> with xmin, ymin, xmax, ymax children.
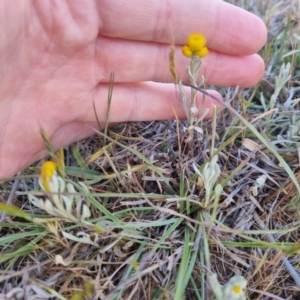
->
<box><xmin>0</xmin><ymin>0</ymin><xmax>267</xmax><ymax>179</ymax></box>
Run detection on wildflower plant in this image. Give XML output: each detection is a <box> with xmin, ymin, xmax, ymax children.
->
<box><xmin>28</xmin><ymin>160</ymin><xmax>92</xmax><ymax>224</ymax></box>
<box><xmin>193</xmin><ymin>155</ymin><xmax>222</xmax><ymax>208</ymax></box>
<box><xmin>261</xmin><ymin>62</ymin><xmax>291</xmax><ymax>112</ymax></box>
<box><xmin>178</xmin><ymin>33</ymin><xmax>209</xmax><ymax>142</ymax></box>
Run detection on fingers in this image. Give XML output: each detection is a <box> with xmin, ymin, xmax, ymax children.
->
<box><xmin>52</xmin><ymin>84</ymin><xmax>223</xmax><ymax>161</ymax></box>
<box><xmin>78</xmin><ymin>82</ymin><xmax>222</xmax><ymax>123</ymax></box>
<box><xmin>95</xmin><ymin>37</ymin><xmax>265</xmax><ymax>87</ymax></box>
<box><xmin>97</xmin><ymin>0</ymin><xmax>267</xmax><ymax>55</ymax></box>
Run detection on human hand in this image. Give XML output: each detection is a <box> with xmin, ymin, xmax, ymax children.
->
<box><xmin>0</xmin><ymin>0</ymin><xmax>267</xmax><ymax>179</ymax></box>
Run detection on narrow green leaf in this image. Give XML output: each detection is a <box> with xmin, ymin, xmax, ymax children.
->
<box><xmin>0</xmin><ymin>203</ymin><xmax>32</xmax><ymax>221</ymax></box>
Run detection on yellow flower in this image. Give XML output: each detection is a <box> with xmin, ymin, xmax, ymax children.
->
<box><xmin>232</xmin><ymin>285</ymin><xmax>242</xmax><ymax>295</ymax></box>
<box><xmin>223</xmin><ymin>275</ymin><xmax>247</xmax><ymax>300</ymax></box>
<box><xmin>182</xmin><ymin>33</ymin><xmax>209</xmax><ymax>58</ymax></box>
<box><xmin>39</xmin><ymin>161</ymin><xmax>57</xmax><ymax>192</ymax></box>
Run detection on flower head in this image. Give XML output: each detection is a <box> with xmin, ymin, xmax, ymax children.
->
<box><xmin>232</xmin><ymin>285</ymin><xmax>242</xmax><ymax>295</ymax></box>
<box><xmin>182</xmin><ymin>33</ymin><xmax>209</xmax><ymax>58</ymax></box>
<box><xmin>208</xmin><ymin>273</ymin><xmax>247</xmax><ymax>300</ymax></box>
<box><xmin>31</xmin><ymin>160</ymin><xmax>91</xmax><ymax>223</ymax></box>
<box><xmin>223</xmin><ymin>275</ymin><xmax>247</xmax><ymax>300</ymax></box>
<box><xmin>39</xmin><ymin>161</ymin><xmax>57</xmax><ymax>192</ymax></box>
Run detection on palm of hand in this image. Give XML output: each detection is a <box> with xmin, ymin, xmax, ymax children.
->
<box><xmin>0</xmin><ymin>1</ymin><xmax>102</xmax><ymax>176</ymax></box>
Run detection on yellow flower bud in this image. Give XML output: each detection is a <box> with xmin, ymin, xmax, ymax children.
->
<box><xmin>182</xmin><ymin>45</ymin><xmax>193</xmax><ymax>57</ymax></box>
<box><xmin>40</xmin><ymin>161</ymin><xmax>57</xmax><ymax>192</ymax></box>
<box><xmin>187</xmin><ymin>33</ymin><xmax>206</xmax><ymax>52</ymax></box>
<box><xmin>232</xmin><ymin>285</ymin><xmax>242</xmax><ymax>295</ymax></box>
<box><xmin>182</xmin><ymin>33</ymin><xmax>209</xmax><ymax>58</ymax></box>
<box><xmin>196</xmin><ymin>46</ymin><xmax>209</xmax><ymax>58</ymax></box>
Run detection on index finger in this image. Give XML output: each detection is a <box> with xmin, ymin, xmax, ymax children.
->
<box><xmin>97</xmin><ymin>0</ymin><xmax>267</xmax><ymax>55</ymax></box>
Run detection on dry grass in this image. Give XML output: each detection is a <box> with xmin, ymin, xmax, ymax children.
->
<box><xmin>1</xmin><ymin>1</ymin><xmax>300</xmax><ymax>299</ymax></box>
